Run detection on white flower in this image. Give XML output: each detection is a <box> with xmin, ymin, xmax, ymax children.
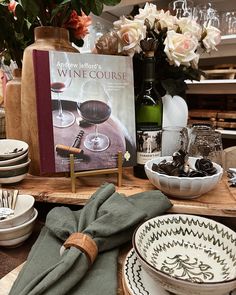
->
<box><xmin>155</xmin><ymin>10</ymin><xmax>178</xmax><ymax>30</ymax></box>
<box><xmin>177</xmin><ymin>17</ymin><xmax>202</xmax><ymax>40</ymax></box>
<box><xmin>164</xmin><ymin>30</ymin><xmax>199</xmax><ymax>67</ymax></box>
<box><xmin>114</xmin><ymin>16</ymin><xmax>146</xmax><ymax>56</ymax></box>
<box><xmin>134</xmin><ymin>2</ymin><xmax>159</xmax><ymax>27</ymax></box>
<box><xmin>202</xmin><ymin>25</ymin><xmax>221</xmax><ymax>52</ymax></box>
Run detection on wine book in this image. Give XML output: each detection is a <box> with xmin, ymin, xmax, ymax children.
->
<box><xmin>33</xmin><ymin>50</ymin><xmax>136</xmax><ymax>173</ymax></box>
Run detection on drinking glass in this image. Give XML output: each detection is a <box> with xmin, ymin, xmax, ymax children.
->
<box><xmin>77</xmin><ymin>80</ymin><xmax>111</xmax><ymax>152</ymax></box>
<box><xmin>188</xmin><ymin>125</ymin><xmax>223</xmax><ymax>166</ymax></box>
<box><xmin>221</xmin><ymin>11</ymin><xmax>236</xmax><ymax>35</ymax></box>
<box><xmin>50</xmin><ymin>52</ymin><xmax>75</xmax><ymax>128</ymax></box>
<box><xmin>161</xmin><ymin>126</ymin><xmax>188</xmax><ymax>156</ymax></box>
<box><xmin>168</xmin><ymin>0</ymin><xmax>194</xmax><ymax>18</ymax></box>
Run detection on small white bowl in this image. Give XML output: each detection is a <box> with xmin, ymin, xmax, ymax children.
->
<box><xmin>133</xmin><ymin>214</ymin><xmax>236</xmax><ymax>295</ymax></box>
<box><xmin>0</xmin><ymin>208</ymin><xmax>38</xmax><ymax>247</ymax></box>
<box><xmin>0</xmin><ymin>194</ymin><xmax>35</xmax><ymax>229</ymax></box>
<box><xmin>144</xmin><ymin>156</ymin><xmax>223</xmax><ymax>199</ymax></box>
<box><xmin>0</xmin><ymin>139</ymin><xmax>28</xmax><ymax>159</ymax></box>
<box><xmin>0</xmin><ymin>150</ymin><xmax>28</xmax><ymax>167</ymax></box>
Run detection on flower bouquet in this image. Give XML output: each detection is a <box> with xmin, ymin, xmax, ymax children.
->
<box><xmin>0</xmin><ymin>0</ymin><xmax>121</xmax><ymax>68</ymax></box>
<box><xmin>95</xmin><ymin>2</ymin><xmax>221</xmax><ymax>96</ymax></box>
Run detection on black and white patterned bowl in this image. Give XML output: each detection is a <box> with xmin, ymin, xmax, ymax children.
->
<box><xmin>133</xmin><ymin>214</ymin><xmax>236</xmax><ymax>295</ymax></box>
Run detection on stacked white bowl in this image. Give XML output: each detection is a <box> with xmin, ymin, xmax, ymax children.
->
<box><xmin>0</xmin><ymin>139</ymin><xmax>30</xmax><ymax>184</ymax></box>
<box><xmin>0</xmin><ymin>193</ymin><xmax>37</xmax><ymax>247</ymax></box>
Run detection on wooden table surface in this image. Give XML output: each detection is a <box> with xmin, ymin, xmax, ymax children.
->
<box><xmin>2</xmin><ymin>167</ymin><xmax>236</xmax><ymax>217</ymax></box>
<box><xmin>0</xmin><ymin>168</ymin><xmax>236</xmax><ymax>294</ymax></box>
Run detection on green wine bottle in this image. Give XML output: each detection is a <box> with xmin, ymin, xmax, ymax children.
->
<box><xmin>133</xmin><ymin>52</ymin><xmax>162</xmax><ymax>179</ymax></box>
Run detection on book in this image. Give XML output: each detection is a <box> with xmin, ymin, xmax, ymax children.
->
<box><xmin>33</xmin><ymin>50</ymin><xmax>136</xmax><ymax>174</ymax></box>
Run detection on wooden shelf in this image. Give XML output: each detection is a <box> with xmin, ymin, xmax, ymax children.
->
<box><xmin>2</xmin><ymin>168</ymin><xmax>236</xmax><ymax>217</ymax></box>
<box><xmin>186</xmin><ymin>79</ymin><xmax>236</xmax><ymax>94</ymax></box>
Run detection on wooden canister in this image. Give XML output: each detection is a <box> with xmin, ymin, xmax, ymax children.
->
<box><xmin>21</xmin><ymin>26</ymin><xmax>78</xmax><ymax>175</ymax></box>
<box><xmin>5</xmin><ymin>68</ymin><xmax>22</xmax><ymax>140</ymax></box>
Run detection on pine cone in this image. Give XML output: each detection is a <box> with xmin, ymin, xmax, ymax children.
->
<box><xmin>95</xmin><ymin>32</ymin><xmax>119</xmax><ymax>55</ymax></box>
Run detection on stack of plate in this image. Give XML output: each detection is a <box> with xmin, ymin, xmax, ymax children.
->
<box><xmin>0</xmin><ymin>193</ymin><xmax>37</xmax><ymax>247</ymax></box>
<box><xmin>0</xmin><ymin>139</ymin><xmax>30</xmax><ymax>184</ymax></box>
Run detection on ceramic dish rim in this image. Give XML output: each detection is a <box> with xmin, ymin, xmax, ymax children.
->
<box><xmin>0</xmin><ymin>194</ymin><xmax>35</xmax><ymax>225</ymax></box>
<box><xmin>133</xmin><ymin>213</ymin><xmax>236</xmax><ymax>286</ymax></box>
<box><xmin>0</xmin><ymin>231</ymin><xmax>32</xmax><ymax>246</ymax></box>
<box><xmin>0</xmin><ymin>150</ymin><xmax>28</xmax><ymax>166</ymax></box>
<box><xmin>0</xmin><ymin>158</ymin><xmax>31</xmax><ymax>171</ymax></box>
<box><xmin>0</xmin><ymin>139</ymin><xmax>29</xmax><ymax>158</ymax></box>
<box><xmin>0</xmin><ymin>208</ymin><xmax>38</xmax><ymax>233</ymax></box>
<box><xmin>145</xmin><ymin>156</ymin><xmax>223</xmax><ymax>181</ymax></box>
<box><xmin>0</xmin><ymin>173</ymin><xmax>28</xmax><ymax>184</ymax></box>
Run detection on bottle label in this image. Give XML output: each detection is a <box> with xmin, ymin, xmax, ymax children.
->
<box><xmin>136</xmin><ymin>128</ymin><xmax>162</xmax><ymax>165</ymax></box>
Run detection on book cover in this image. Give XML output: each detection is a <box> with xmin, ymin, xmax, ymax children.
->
<box><xmin>33</xmin><ymin>50</ymin><xmax>136</xmax><ymax>173</ymax></box>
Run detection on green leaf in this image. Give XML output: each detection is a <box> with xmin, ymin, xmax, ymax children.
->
<box><xmin>19</xmin><ymin>0</ymin><xmax>40</xmax><ymax>19</ymax></box>
<box><xmin>77</xmin><ymin>0</ymin><xmax>91</xmax><ymax>15</ymax></box>
<box><xmin>161</xmin><ymin>78</ymin><xmax>188</xmax><ymax>97</ymax></box>
<box><xmin>102</xmin><ymin>0</ymin><xmax>121</xmax><ymax>6</ymax></box>
<box><xmin>71</xmin><ymin>0</ymin><xmax>82</xmax><ymax>13</ymax></box>
<box><xmin>90</xmin><ymin>0</ymin><xmax>103</xmax><ymax>15</ymax></box>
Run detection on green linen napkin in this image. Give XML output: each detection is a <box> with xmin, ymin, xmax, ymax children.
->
<box><xmin>10</xmin><ymin>182</ymin><xmax>172</xmax><ymax>295</ymax></box>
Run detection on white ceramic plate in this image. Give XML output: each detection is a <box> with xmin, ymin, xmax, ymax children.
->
<box><xmin>0</xmin><ymin>158</ymin><xmax>31</xmax><ymax>171</ymax></box>
<box><xmin>0</xmin><ymin>173</ymin><xmax>28</xmax><ymax>184</ymax></box>
<box><xmin>0</xmin><ymin>150</ymin><xmax>28</xmax><ymax>166</ymax></box>
<box><xmin>0</xmin><ymin>139</ymin><xmax>28</xmax><ymax>159</ymax></box>
<box><xmin>123</xmin><ymin>248</ymin><xmax>170</xmax><ymax>295</ymax></box>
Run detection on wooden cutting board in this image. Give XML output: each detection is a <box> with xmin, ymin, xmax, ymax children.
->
<box><xmin>0</xmin><ymin>263</ymin><xmax>24</xmax><ymax>295</ymax></box>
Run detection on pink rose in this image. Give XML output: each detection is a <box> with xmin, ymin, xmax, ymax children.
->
<box><xmin>164</xmin><ymin>30</ymin><xmax>199</xmax><ymax>67</ymax></box>
<box><xmin>114</xmin><ymin>16</ymin><xmax>146</xmax><ymax>56</ymax></box>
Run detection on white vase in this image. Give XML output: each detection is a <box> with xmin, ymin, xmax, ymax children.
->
<box><xmin>162</xmin><ymin>94</ymin><xmax>188</xmax><ymax>128</ymax></box>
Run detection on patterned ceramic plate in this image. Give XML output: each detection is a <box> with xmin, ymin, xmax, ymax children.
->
<box><xmin>123</xmin><ymin>249</ymin><xmax>236</xmax><ymax>295</ymax></box>
<box><xmin>122</xmin><ymin>248</ymin><xmax>170</xmax><ymax>295</ymax></box>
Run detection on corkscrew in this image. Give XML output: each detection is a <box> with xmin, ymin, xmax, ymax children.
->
<box><xmin>72</xmin><ymin>130</ymin><xmax>84</xmax><ymax>148</ymax></box>
<box><xmin>56</xmin><ymin>130</ymin><xmax>85</xmax><ymax>157</ymax></box>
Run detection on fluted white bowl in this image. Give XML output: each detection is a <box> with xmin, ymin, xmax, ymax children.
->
<box><xmin>144</xmin><ymin>156</ymin><xmax>223</xmax><ymax>199</ymax></box>
<box><xmin>133</xmin><ymin>214</ymin><xmax>236</xmax><ymax>295</ymax></box>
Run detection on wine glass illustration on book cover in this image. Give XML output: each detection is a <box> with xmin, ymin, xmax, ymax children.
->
<box><xmin>50</xmin><ymin>52</ymin><xmax>75</xmax><ymax>128</ymax></box>
<box><xmin>77</xmin><ymin>80</ymin><xmax>111</xmax><ymax>152</ymax></box>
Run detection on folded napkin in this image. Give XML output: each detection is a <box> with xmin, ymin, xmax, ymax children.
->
<box><xmin>10</xmin><ymin>183</ymin><xmax>172</xmax><ymax>295</ymax></box>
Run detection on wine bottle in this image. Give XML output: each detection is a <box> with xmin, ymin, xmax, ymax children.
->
<box><xmin>133</xmin><ymin>52</ymin><xmax>162</xmax><ymax>179</ymax></box>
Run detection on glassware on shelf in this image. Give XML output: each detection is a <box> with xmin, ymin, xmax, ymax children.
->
<box><xmin>194</xmin><ymin>3</ymin><xmax>220</xmax><ymax>28</ymax></box>
<box><xmin>161</xmin><ymin>126</ymin><xmax>188</xmax><ymax>156</ymax></box>
<box><xmin>188</xmin><ymin>125</ymin><xmax>223</xmax><ymax>166</ymax></box>
<box><xmin>221</xmin><ymin>11</ymin><xmax>236</xmax><ymax>35</ymax></box>
<box><xmin>50</xmin><ymin>52</ymin><xmax>75</xmax><ymax>128</ymax></box>
<box><xmin>77</xmin><ymin>80</ymin><xmax>111</xmax><ymax>152</ymax></box>
<box><xmin>168</xmin><ymin>0</ymin><xmax>194</xmax><ymax>18</ymax></box>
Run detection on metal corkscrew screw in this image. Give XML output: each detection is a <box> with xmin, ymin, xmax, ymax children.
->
<box><xmin>72</xmin><ymin>130</ymin><xmax>85</xmax><ymax>148</ymax></box>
